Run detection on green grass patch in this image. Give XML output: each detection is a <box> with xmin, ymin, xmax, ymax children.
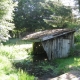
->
<box><xmin>54</xmin><ymin>57</ymin><xmax>80</xmax><ymax>73</ymax></box>
<box><xmin>3</xmin><ymin>38</ymin><xmax>32</xmax><ymax>45</ymax></box>
<box><xmin>0</xmin><ymin>39</ymin><xmax>34</xmax><ymax>80</ymax></box>
<box><xmin>0</xmin><ymin>53</ymin><xmax>35</xmax><ymax>80</ymax></box>
<box><xmin>18</xmin><ymin>69</ymin><xmax>34</xmax><ymax>80</ymax></box>
<box><xmin>36</xmin><ymin>57</ymin><xmax>80</xmax><ymax>75</ymax></box>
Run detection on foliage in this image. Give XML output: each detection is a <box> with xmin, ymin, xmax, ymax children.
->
<box><xmin>13</xmin><ymin>0</ymin><xmax>53</xmax><ymax>32</ymax></box>
<box><xmin>75</xmin><ymin>34</ymin><xmax>80</xmax><ymax>42</ymax></box>
<box><xmin>74</xmin><ymin>28</ymin><xmax>80</xmax><ymax>42</ymax></box>
<box><xmin>13</xmin><ymin>0</ymin><xmax>74</xmax><ymax>39</ymax></box>
<box><xmin>0</xmin><ymin>0</ymin><xmax>8</xmax><ymax>19</ymax></box>
<box><xmin>0</xmin><ymin>25</ymin><xmax>11</xmax><ymax>42</ymax></box>
<box><xmin>74</xmin><ymin>0</ymin><xmax>80</xmax><ymax>11</ymax></box>
<box><xmin>44</xmin><ymin>1</ymin><xmax>72</xmax><ymax>28</ymax></box>
<box><xmin>13</xmin><ymin>0</ymin><xmax>72</xmax><ymax>34</ymax></box>
<box><xmin>0</xmin><ymin>39</ymin><xmax>34</xmax><ymax>80</ymax></box>
<box><xmin>18</xmin><ymin>69</ymin><xmax>34</xmax><ymax>80</ymax></box>
<box><xmin>0</xmin><ymin>0</ymin><xmax>14</xmax><ymax>42</ymax></box>
<box><xmin>0</xmin><ymin>55</ymin><xmax>12</xmax><ymax>73</ymax></box>
<box><xmin>0</xmin><ymin>55</ymin><xmax>34</xmax><ymax>80</ymax></box>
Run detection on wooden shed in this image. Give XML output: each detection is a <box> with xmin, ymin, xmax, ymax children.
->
<box><xmin>23</xmin><ymin>29</ymin><xmax>75</xmax><ymax>60</ymax></box>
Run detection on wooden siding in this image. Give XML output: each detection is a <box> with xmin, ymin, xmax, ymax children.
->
<box><xmin>41</xmin><ymin>33</ymin><xmax>74</xmax><ymax>60</ymax></box>
<box><xmin>32</xmin><ymin>32</ymin><xmax>74</xmax><ymax>60</ymax></box>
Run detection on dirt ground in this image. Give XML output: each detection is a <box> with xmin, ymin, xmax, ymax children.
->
<box><xmin>38</xmin><ymin>70</ymin><xmax>80</xmax><ymax>80</ymax></box>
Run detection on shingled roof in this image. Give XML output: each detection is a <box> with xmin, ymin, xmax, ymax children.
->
<box><xmin>23</xmin><ymin>29</ymin><xmax>75</xmax><ymax>41</ymax></box>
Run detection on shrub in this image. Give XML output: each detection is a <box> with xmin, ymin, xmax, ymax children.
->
<box><xmin>18</xmin><ymin>69</ymin><xmax>34</xmax><ymax>80</ymax></box>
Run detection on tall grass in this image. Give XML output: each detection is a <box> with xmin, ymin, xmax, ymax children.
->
<box><xmin>0</xmin><ymin>39</ymin><xmax>34</xmax><ymax>80</ymax></box>
<box><xmin>0</xmin><ymin>39</ymin><xmax>32</xmax><ymax>59</ymax></box>
<box><xmin>18</xmin><ymin>69</ymin><xmax>34</xmax><ymax>80</ymax></box>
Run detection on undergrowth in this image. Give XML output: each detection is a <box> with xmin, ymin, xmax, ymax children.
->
<box><xmin>0</xmin><ymin>36</ymin><xmax>80</xmax><ymax>79</ymax></box>
<box><xmin>0</xmin><ymin>39</ymin><xmax>34</xmax><ymax>80</ymax></box>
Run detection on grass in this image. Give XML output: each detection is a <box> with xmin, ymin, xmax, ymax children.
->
<box><xmin>0</xmin><ymin>36</ymin><xmax>80</xmax><ymax>79</ymax></box>
<box><xmin>0</xmin><ymin>39</ymin><xmax>34</xmax><ymax>80</ymax></box>
<box><xmin>54</xmin><ymin>57</ymin><xmax>80</xmax><ymax>73</ymax></box>
<box><xmin>0</xmin><ymin>38</ymin><xmax>32</xmax><ymax>59</ymax></box>
<box><xmin>18</xmin><ymin>69</ymin><xmax>34</xmax><ymax>80</ymax></box>
<box><xmin>28</xmin><ymin>56</ymin><xmax>80</xmax><ymax>77</ymax></box>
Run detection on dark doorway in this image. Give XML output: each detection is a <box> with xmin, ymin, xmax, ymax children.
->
<box><xmin>33</xmin><ymin>42</ymin><xmax>48</xmax><ymax>61</ymax></box>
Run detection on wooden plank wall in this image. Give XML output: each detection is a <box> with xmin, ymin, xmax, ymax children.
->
<box><xmin>42</xmin><ymin>33</ymin><xmax>74</xmax><ymax>60</ymax></box>
<box><xmin>42</xmin><ymin>40</ymin><xmax>52</xmax><ymax>60</ymax></box>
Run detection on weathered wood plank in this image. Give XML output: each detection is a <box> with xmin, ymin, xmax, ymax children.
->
<box><xmin>42</xmin><ymin>40</ymin><xmax>52</xmax><ymax>60</ymax></box>
<box><xmin>59</xmin><ymin>37</ymin><xmax>63</xmax><ymax>58</ymax></box>
<box><xmin>42</xmin><ymin>35</ymin><xmax>53</xmax><ymax>41</ymax></box>
<box><xmin>52</xmin><ymin>39</ymin><xmax>55</xmax><ymax>59</ymax></box>
<box><xmin>58</xmin><ymin>38</ymin><xmax>60</xmax><ymax>58</ymax></box>
<box><xmin>41</xmin><ymin>33</ymin><xmax>74</xmax><ymax>60</ymax></box>
<box><xmin>53</xmin><ymin>39</ymin><xmax>57</xmax><ymax>58</ymax></box>
<box><xmin>62</xmin><ymin>39</ymin><xmax>70</xmax><ymax>57</ymax></box>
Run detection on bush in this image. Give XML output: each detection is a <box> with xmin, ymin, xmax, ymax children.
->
<box><xmin>69</xmin><ymin>48</ymin><xmax>76</xmax><ymax>57</ymax></box>
<box><xmin>74</xmin><ymin>35</ymin><xmax>80</xmax><ymax>42</ymax></box>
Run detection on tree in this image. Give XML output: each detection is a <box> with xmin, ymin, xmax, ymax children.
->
<box><xmin>0</xmin><ymin>0</ymin><xmax>14</xmax><ymax>42</ymax></box>
<box><xmin>44</xmin><ymin>1</ymin><xmax>72</xmax><ymax>28</ymax></box>
<box><xmin>13</xmin><ymin>0</ymin><xmax>54</xmax><ymax>33</ymax></box>
<box><xmin>13</xmin><ymin>0</ymin><xmax>72</xmax><ymax>38</ymax></box>
<box><xmin>74</xmin><ymin>0</ymin><xmax>80</xmax><ymax>11</ymax></box>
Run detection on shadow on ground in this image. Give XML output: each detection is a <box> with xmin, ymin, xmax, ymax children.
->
<box><xmin>12</xmin><ymin>55</ymin><xmax>79</xmax><ymax>80</ymax></box>
<box><xmin>12</xmin><ymin>54</ymin><xmax>58</xmax><ymax>80</ymax></box>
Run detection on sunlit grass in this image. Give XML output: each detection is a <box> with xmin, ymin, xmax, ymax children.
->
<box><xmin>53</xmin><ymin>57</ymin><xmax>80</xmax><ymax>74</ymax></box>
<box><xmin>0</xmin><ymin>39</ymin><xmax>34</xmax><ymax>80</ymax></box>
<box><xmin>18</xmin><ymin>69</ymin><xmax>34</xmax><ymax>80</ymax></box>
<box><xmin>0</xmin><ymin>41</ymin><xmax>32</xmax><ymax>59</ymax></box>
<box><xmin>39</xmin><ymin>57</ymin><xmax>80</xmax><ymax>75</ymax></box>
<box><xmin>0</xmin><ymin>55</ymin><xmax>12</xmax><ymax>75</ymax></box>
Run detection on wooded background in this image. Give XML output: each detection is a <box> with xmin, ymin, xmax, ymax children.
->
<box><xmin>0</xmin><ymin>0</ymin><xmax>80</xmax><ymax>41</ymax></box>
